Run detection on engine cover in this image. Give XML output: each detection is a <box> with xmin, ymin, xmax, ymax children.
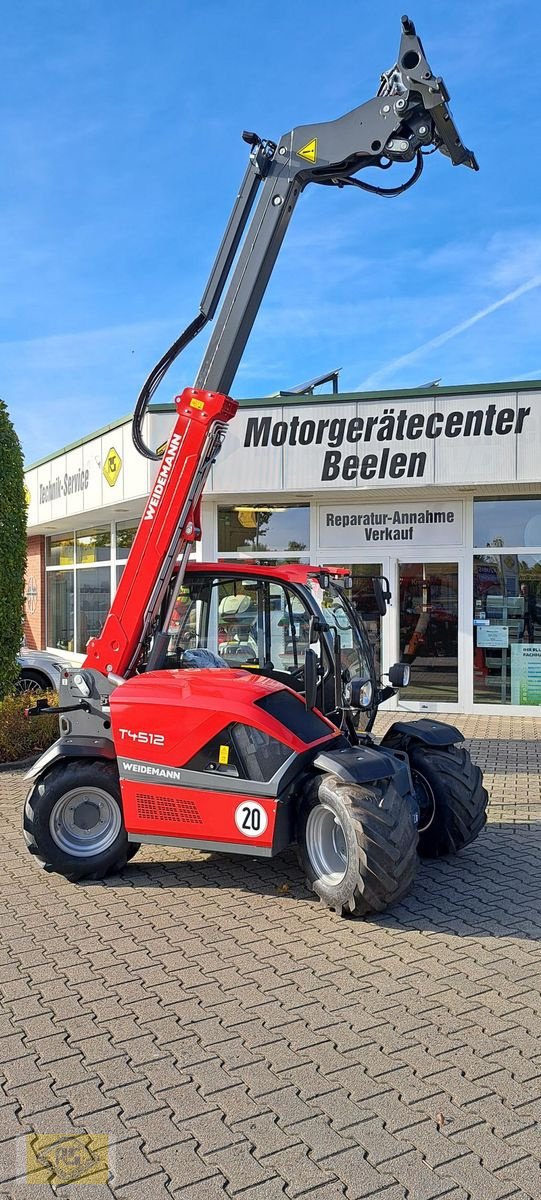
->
<box><xmin>109</xmin><ymin>668</ymin><xmax>338</xmax><ymax>855</ymax></box>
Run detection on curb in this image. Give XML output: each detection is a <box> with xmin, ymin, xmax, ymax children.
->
<box><xmin>0</xmin><ymin>754</ymin><xmax>40</xmax><ymax>774</ymax></box>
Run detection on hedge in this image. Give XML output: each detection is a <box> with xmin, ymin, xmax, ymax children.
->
<box><xmin>0</xmin><ymin>399</ymin><xmax>27</xmax><ymax>700</ymax></box>
<box><xmin>0</xmin><ymin>693</ymin><xmax>58</xmax><ymax>765</ymax></box>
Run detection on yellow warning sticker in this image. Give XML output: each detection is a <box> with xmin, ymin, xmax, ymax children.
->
<box><xmin>219</xmin><ymin>744</ymin><xmax>230</xmax><ymax>765</ymax></box>
<box><xmin>190</xmin><ymin>398</ymin><xmax>205</xmax><ymax>410</ymax></box>
<box><xmin>296</xmin><ymin>138</ymin><xmax>318</xmax><ymax>163</ymax></box>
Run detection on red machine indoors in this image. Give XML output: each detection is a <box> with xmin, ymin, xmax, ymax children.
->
<box><xmin>24</xmin><ymin>18</ymin><xmax>487</xmax><ymax>918</ymax></box>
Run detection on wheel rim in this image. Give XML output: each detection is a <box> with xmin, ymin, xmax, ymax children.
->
<box><xmin>305</xmin><ymin>804</ymin><xmax>348</xmax><ymax>886</ymax></box>
<box><xmin>49</xmin><ymin>787</ymin><xmax>121</xmax><ymax>857</ymax></box>
<box><xmin>412</xmin><ymin>771</ymin><xmax>436</xmax><ymax>833</ymax></box>
<box><xmin>17</xmin><ymin>677</ymin><xmax>44</xmax><ymax>694</ymax></box>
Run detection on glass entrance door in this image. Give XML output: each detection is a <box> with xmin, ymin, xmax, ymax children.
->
<box><xmin>399</xmin><ymin>561</ymin><xmax>459</xmax><ymax>703</ymax></box>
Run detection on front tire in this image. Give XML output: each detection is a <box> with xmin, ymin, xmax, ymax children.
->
<box><xmin>24</xmin><ymin>759</ymin><xmax>134</xmax><ymax>881</ymax></box>
<box><xmin>296</xmin><ymin>773</ymin><xmax>418</xmax><ymax>918</ymax></box>
<box><xmin>384</xmin><ymin>736</ymin><xmax>488</xmax><ymax>857</ymax></box>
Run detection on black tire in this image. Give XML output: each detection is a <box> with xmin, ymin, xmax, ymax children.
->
<box><xmin>23</xmin><ymin>759</ymin><xmax>131</xmax><ymax>881</ymax></box>
<box><xmin>16</xmin><ymin>670</ymin><xmax>50</xmax><ymax>695</ymax></box>
<box><xmin>296</xmin><ymin>772</ymin><xmax>418</xmax><ymax>918</ymax></box>
<box><xmin>386</xmin><ymin>737</ymin><xmax>488</xmax><ymax>857</ymax></box>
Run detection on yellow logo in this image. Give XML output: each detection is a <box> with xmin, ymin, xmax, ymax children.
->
<box><xmin>189</xmin><ymin>397</ymin><xmax>205</xmax><ymax>410</ymax></box>
<box><xmin>296</xmin><ymin>138</ymin><xmax>318</xmax><ymax>163</ymax></box>
<box><xmin>24</xmin><ymin>485</ymin><xmax>31</xmax><ymax>507</ymax></box>
<box><xmin>155</xmin><ymin>441</ymin><xmax>167</xmax><ymax>457</ymax></box>
<box><xmin>25</xmin><ymin>1133</ymin><xmax>109</xmax><ymax>1185</ymax></box>
<box><xmin>103</xmin><ymin>447</ymin><xmax>122</xmax><ymax>488</ymax></box>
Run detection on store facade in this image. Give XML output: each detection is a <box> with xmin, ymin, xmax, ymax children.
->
<box><xmin>24</xmin><ymin>381</ymin><xmax>541</xmax><ymax>715</ymax></box>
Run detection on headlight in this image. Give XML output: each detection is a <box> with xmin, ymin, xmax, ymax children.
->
<box><xmin>347</xmin><ymin>677</ymin><xmax>373</xmax><ymax>709</ymax></box>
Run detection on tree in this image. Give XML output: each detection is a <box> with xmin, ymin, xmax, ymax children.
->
<box><xmin>0</xmin><ymin>400</ymin><xmax>26</xmax><ymax>698</ymax></box>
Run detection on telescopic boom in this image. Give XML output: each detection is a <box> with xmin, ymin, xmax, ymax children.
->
<box><xmin>83</xmin><ymin>16</ymin><xmax>477</xmax><ymax>680</ymax></box>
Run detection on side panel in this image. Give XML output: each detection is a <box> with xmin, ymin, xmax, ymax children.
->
<box><xmin>119</xmin><ymin>776</ymin><xmax>280</xmax><ymax>851</ymax></box>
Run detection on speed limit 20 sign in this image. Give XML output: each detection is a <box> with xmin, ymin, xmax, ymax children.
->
<box><xmin>234</xmin><ymin>800</ymin><xmax>268</xmax><ymax>838</ymax></box>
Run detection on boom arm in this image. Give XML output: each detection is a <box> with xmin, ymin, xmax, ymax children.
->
<box><xmin>83</xmin><ymin>16</ymin><xmax>476</xmax><ymax>680</ymax></box>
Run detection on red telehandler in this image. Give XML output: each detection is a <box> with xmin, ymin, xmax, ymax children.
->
<box><xmin>24</xmin><ymin>18</ymin><xmax>487</xmax><ymax>917</ymax></box>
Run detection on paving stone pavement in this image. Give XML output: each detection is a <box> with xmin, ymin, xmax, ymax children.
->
<box><xmin>1</xmin><ymin>712</ymin><xmax>541</xmax><ymax>1198</ymax></box>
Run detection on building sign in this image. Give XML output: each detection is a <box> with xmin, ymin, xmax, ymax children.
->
<box><xmin>39</xmin><ymin>468</ymin><xmax>90</xmax><ymax>504</ymax></box>
<box><xmin>211</xmin><ymin>392</ymin><xmax>541</xmax><ymax>494</ymax></box>
<box><xmin>25</xmin><ymin>576</ymin><xmax>38</xmax><ymax>615</ymax></box>
<box><xmin>511</xmin><ymin>643</ymin><xmax>541</xmax><ymax>705</ymax></box>
<box><xmin>103</xmin><ymin>447</ymin><xmax>122</xmax><ymax>488</ymax></box>
<box><xmin>318</xmin><ymin>502</ymin><xmax>463</xmax><ymax>548</ymax></box>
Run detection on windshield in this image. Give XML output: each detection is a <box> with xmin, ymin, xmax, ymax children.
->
<box><xmin>307</xmin><ymin>578</ymin><xmax>376</xmax><ymax>689</ymax></box>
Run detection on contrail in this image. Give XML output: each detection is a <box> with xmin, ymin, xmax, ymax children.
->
<box><xmin>356</xmin><ymin>273</ymin><xmax>541</xmax><ymax>390</ymax></box>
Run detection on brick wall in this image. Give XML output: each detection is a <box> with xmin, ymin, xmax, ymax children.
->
<box><xmin>24</xmin><ymin>536</ymin><xmax>46</xmax><ymax>650</ymax></box>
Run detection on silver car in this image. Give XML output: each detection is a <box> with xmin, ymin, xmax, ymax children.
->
<box><xmin>16</xmin><ymin>650</ymin><xmax>77</xmax><ymax>695</ymax></box>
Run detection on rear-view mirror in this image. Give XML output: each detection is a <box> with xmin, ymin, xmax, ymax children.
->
<box><xmin>373</xmin><ymin>575</ymin><xmax>392</xmax><ymax>616</ymax></box>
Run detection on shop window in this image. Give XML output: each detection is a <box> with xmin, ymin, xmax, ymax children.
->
<box><xmin>474</xmin><ymin>554</ymin><xmax>541</xmax><ymax>705</ymax></box>
<box><xmin>218</xmin><ymin>505</ymin><xmax>309</xmax><ymax>554</ymax></box>
<box><xmin>46</xmin><ymin>534</ymin><xmax>74</xmax><ymax>567</ymax></box>
<box><xmin>474</xmin><ymin>499</ymin><xmax>541</xmax><ymax>548</ymax></box>
<box><xmin>47</xmin><ymin>571</ymin><xmax>74</xmax><ymax>651</ymax></box>
<box><xmin>116</xmin><ymin>521</ymin><xmax>138</xmax><ymax>561</ymax></box>
<box><xmin>76</xmin><ymin>526</ymin><xmax>111</xmax><ymax>564</ymax></box>
<box><xmin>76</xmin><ymin>567</ymin><xmax>111</xmax><ymax>653</ymax></box>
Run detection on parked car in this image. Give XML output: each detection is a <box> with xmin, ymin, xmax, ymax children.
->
<box><xmin>16</xmin><ymin>650</ymin><xmax>76</xmax><ymax>694</ymax></box>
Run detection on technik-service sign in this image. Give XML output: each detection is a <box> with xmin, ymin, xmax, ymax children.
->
<box><xmin>210</xmin><ymin>393</ymin><xmax>540</xmax><ymax>492</ymax></box>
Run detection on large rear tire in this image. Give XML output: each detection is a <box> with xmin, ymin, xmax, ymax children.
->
<box><xmin>23</xmin><ymin>759</ymin><xmax>135</xmax><ymax>881</ymax></box>
<box><xmin>412</xmin><ymin>742</ymin><xmax>488</xmax><ymax>857</ymax></box>
<box><xmin>384</xmin><ymin>735</ymin><xmax>488</xmax><ymax>857</ymax></box>
<box><xmin>296</xmin><ymin>773</ymin><xmax>418</xmax><ymax>918</ymax></box>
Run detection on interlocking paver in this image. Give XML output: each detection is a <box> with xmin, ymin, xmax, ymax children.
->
<box><xmin>3</xmin><ymin>713</ymin><xmax>541</xmax><ymax>1197</ymax></box>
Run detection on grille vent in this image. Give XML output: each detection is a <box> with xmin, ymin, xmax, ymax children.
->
<box><xmin>136</xmin><ymin>793</ymin><xmax>203</xmax><ymax>825</ymax></box>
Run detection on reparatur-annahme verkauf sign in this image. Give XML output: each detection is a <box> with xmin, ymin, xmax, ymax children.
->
<box><xmin>319</xmin><ymin>502</ymin><xmax>463</xmax><ymax>547</ymax></box>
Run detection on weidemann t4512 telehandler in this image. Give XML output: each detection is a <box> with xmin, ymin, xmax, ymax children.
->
<box><xmin>24</xmin><ymin>17</ymin><xmax>488</xmax><ymax>917</ymax></box>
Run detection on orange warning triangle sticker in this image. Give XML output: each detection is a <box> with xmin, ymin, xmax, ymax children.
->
<box><xmin>296</xmin><ymin>138</ymin><xmax>318</xmax><ymax>163</ymax></box>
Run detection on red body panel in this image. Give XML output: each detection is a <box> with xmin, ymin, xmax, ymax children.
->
<box><xmin>185</xmin><ymin>562</ymin><xmax>351</xmax><ymax>586</ymax></box>
<box><xmin>83</xmin><ymin>388</ymin><xmax>237</xmax><ymax>677</ymax></box>
<box><xmin>119</xmin><ymin>778</ymin><xmax>279</xmax><ymax>847</ymax></box>
<box><xmin>109</xmin><ymin>668</ymin><xmax>337</xmax><ymax>849</ymax></box>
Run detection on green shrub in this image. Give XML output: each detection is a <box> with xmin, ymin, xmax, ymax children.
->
<box><xmin>0</xmin><ymin>693</ymin><xmax>58</xmax><ymax>765</ymax></box>
<box><xmin>0</xmin><ymin>399</ymin><xmax>27</xmax><ymax>700</ymax></box>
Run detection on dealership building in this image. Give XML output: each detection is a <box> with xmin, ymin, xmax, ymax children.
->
<box><xmin>24</xmin><ymin>379</ymin><xmax>541</xmax><ymax>716</ymax></box>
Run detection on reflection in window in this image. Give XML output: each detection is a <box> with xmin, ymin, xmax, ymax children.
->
<box><xmin>76</xmin><ymin>567</ymin><xmax>111</xmax><ymax>653</ymax></box>
<box><xmin>47</xmin><ymin>572</ymin><xmax>74</xmax><ymax>651</ymax></box>
<box><xmin>46</xmin><ymin>534</ymin><xmax>74</xmax><ymax>567</ymax></box>
<box><xmin>116</xmin><ymin>521</ymin><xmax>138</xmax><ymax>561</ymax></box>
<box><xmin>473</xmin><ymin>554</ymin><xmax>541</xmax><ymax>705</ymax></box>
<box><xmin>474</xmin><ymin>499</ymin><xmax>541</xmax><ymax>548</ymax></box>
<box><xmin>218</xmin><ymin>505</ymin><xmax>309</xmax><ymax>554</ymax></box>
<box><xmin>76</xmin><ymin>526</ymin><xmax>111</xmax><ymax>564</ymax></box>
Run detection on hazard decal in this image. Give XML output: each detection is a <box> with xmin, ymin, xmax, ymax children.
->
<box><xmin>296</xmin><ymin>138</ymin><xmax>318</xmax><ymax>163</ymax></box>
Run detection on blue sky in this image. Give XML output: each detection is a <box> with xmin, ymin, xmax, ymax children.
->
<box><xmin>3</xmin><ymin>0</ymin><xmax>540</xmax><ymax>463</ymax></box>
